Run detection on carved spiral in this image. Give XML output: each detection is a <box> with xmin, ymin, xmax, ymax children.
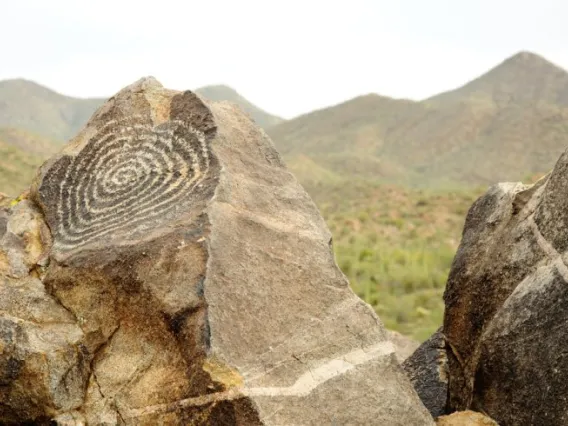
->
<box><xmin>47</xmin><ymin>116</ymin><xmax>212</xmax><ymax>252</ymax></box>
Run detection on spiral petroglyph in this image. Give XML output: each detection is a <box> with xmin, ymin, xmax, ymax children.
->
<box><xmin>34</xmin><ymin>86</ymin><xmax>219</xmax><ymax>256</ymax></box>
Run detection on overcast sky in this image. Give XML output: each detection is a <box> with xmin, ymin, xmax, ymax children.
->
<box><xmin>2</xmin><ymin>0</ymin><xmax>568</xmax><ymax>118</ymax></box>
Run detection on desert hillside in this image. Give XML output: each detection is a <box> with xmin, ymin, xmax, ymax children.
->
<box><xmin>0</xmin><ymin>131</ymin><xmax>48</xmax><ymax>196</ymax></box>
<box><xmin>0</xmin><ymin>79</ymin><xmax>283</xmax><ymax>143</ymax></box>
<box><xmin>269</xmin><ymin>51</ymin><xmax>568</xmax><ymax>187</ymax></box>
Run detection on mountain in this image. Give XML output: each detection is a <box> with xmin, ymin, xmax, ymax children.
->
<box><xmin>0</xmin><ymin>80</ymin><xmax>284</xmax><ymax>143</ymax></box>
<box><xmin>3</xmin><ymin>51</ymin><xmax>568</xmax><ymax>191</ymax></box>
<box><xmin>194</xmin><ymin>85</ymin><xmax>283</xmax><ymax>128</ymax></box>
<box><xmin>0</xmin><ymin>79</ymin><xmax>104</xmax><ymax>142</ymax></box>
<box><xmin>268</xmin><ymin>51</ymin><xmax>568</xmax><ymax>187</ymax></box>
<box><xmin>428</xmin><ymin>51</ymin><xmax>568</xmax><ymax>107</ymax></box>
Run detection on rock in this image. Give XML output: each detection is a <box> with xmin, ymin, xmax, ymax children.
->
<box><xmin>0</xmin><ymin>192</ymin><xmax>9</xmax><ymax>208</ymax></box>
<box><xmin>0</xmin><ymin>199</ymin><xmax>83</xmax><ymax>424</ymax></box>
<box><xmin>436</xmin><ymin>410</ymin><xmax>499</xmax><ymax>426</ymax></box>
<box><xmin>1</xmin><ymin>77</ymin><xmax>434</xmax><ymax>425</ymax></box>
<box><xmin>443</xmin><ymin>166</ymin><xmax>568</xmax><ymax>425</ymax></box>
<box><xmin>402</xmin><ymin>327</ymin><xmax>448</xmax><ymax>418</ymax></box>
<box><xmin>387</xmin><ymin>329</ymin><xmax>420</xmax><ymax>363</ymax></box>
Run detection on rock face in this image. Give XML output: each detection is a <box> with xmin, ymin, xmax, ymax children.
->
<box><xmin>403</xmin><ymin>327</ymin><xmax>449</xmax><ymax>418</ymax></box>
<box><xmin>0</xmin><ymin>78</ymin><xmax>433</xmax><ymax>424</ymax></box>
<box><xmin>443</xmin><ymin>167</ymin><xmax>568</xmax><ymax>425</ymax></box>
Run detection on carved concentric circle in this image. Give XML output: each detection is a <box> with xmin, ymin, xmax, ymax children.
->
<box><xmin>42</xmin><ymin>114</ymin><xmax>214</xmax><ymax>253</ymax></box>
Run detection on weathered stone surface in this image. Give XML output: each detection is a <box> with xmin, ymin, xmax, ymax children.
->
<box><xmin>1</xmin><ymin>78</ymin><xmax>433</xmax><ymax>424</ymax></box>
<box><xmin>0</xmin><ymin>198</ymin><xmax>50</xmax><ymax>279</ymax></box>
<box><xmin>403</xmin><ymin>327</ymin><xmax>448</xmax><ymax>418</ymax></box>
<box><xmin>436</xmin><ymin>410</ymin><xmax>499</xmax><ymax>426</ymax></box>
<box><xmin>0</xmin><ymin>199</ymin><xmax>84</xmax><ymax>423</ymax></box>
<box><xmin>0</xmin><ymin>192</ymin><xmax>9</xmax><ymax>208</ymax></box>
<box><xmin>443</xmin><ymin>166</ymin><xmax>568</xmax><ymax>425</ymax></box>
<box><xmin>387</xmin><ymin>329</ymin><xmax>420</xmax><ymax>363</ymax></box>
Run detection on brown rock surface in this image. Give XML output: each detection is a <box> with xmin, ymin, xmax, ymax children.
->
<box><xmin>443</xmin><ymin>166</ymin><xmax>568</xmax><ymax>425</ymax></box>
<box><xmin>0</xmin><ymin>192</ymin><xmax>8</xmax><ymax>207</ymax></box>
<box><xmin>436</xmin><ymin>410</ymin><xmax>499</xmax><ymax>426</ymax></box>
<box><xmin>0</xmin><ymin>77</ymin><xmax>433</xmax><ymax>424</ymax></box>
<box><xmin>403</xmin><ymin>327</ymin><xmax>448</xmax><ymax>418</ymax></box>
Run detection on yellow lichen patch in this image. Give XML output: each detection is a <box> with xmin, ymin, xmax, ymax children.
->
<box><xmin>8</xmin><ymin>190</ymin><xmax>29</xmax><ymax>207</ymax></box>
<box><xmin>202</xmin><ymin>357</ymin><xmax>244</xmax><ymax>390</ymax></box>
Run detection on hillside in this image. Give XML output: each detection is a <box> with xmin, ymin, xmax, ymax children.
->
<box><xmin>268</xmin><ymin>51</ymin><xmax>568</xmax><ymax>187</ymax></box>
<box><xmin>0</xmin><ymin>127</ymin><xmax>60</xmax><ymax>156</ymax></box>
<box><xmin>0</xmin><ymin>136</ymin><xmax>46</xmax><ymax>196</ymax></box>
<box><xmin>0</xmin><ymin>79</ymin><xmax>104</xmax><ymax>142</ymax></box>
<box><xmin>428</xmin><ymin>51</ymin><xmax>568</xmax><ymax>106</ymax></box>
<box><xmin>0</xmin><ymin>80</ymin><xmax>283</xmax><ymax>143</ymax></box>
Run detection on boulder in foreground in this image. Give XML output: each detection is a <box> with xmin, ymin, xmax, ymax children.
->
<box><xmin>0</xmin><ymin>78</ymin><xmax>433</xmax><ymax>425</ymax></box>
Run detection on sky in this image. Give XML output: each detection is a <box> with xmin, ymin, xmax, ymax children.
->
<box><xmin>2</xmin><ymin>0</ymin><xmax>568</xmax><ymax>119</ymax></box>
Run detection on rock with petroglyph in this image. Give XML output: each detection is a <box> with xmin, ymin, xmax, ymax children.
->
<box><xmin>403</xmin><ymin>327</ymin><xmax>448</xmax><ymax>418</ymax></box>
<box><xmin>443</xmin><ymin>167</ymin><xmax>568</xmax><ymax>425</ymax></box>
<box><xmin>1</xmin><ymin>78</ymin><xmax>433</xmax><ymax>424</ymax></box>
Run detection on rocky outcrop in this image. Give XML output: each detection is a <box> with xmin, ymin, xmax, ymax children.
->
<box><xmin>0</xmin><ymin>78</ymin><xmax>433</xmax><ymax>424</ymax></box>
<box><xmin>443</xmin><ymin>164</ymin><xmax>568</xmax><ymax>425</ymax></box>
<box><xmin>436</xmin><ymin>410</ymin><xmax>499</xmax><ymax>426</ymax></box>
<box><xmin>403</xmin><ymin>327</ymin><xmax>448</xmax><ymax>418</ymax></box>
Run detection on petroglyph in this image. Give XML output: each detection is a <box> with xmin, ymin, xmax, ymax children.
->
<box><xmin>34</xmin><ymin>90</ymin><xmax>218</xmax><ymax>256</ymax></box>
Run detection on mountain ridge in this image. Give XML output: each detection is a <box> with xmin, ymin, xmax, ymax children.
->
<box><xmin>0</xmin><ymin>78</ymin><xmax>284</xmax><ymax>143</ymax></box>
<box><xmin>268</xmin><ymin>50</ymin><xmax>568</xmax><ymax>187</ymax></box>
<box><xmin>427</xmin><ymin>51</ymin><xmax>568</xmax><ymax>106</ymax></box>
<box><xmin>2</xmin><ymin>50</ymin><xmax>568</xmax><ymax>191</ymax></box>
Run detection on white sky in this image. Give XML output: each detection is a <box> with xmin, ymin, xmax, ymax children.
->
<box><xmin>2</xmin><ymin>0</ymin><xmax>568</xmax><ymax>118</ymax></box>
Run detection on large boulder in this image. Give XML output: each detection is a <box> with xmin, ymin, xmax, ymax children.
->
<box><xmin>0</xmin><ymin>77</ymin><xmax>433</xmax><ymax>425</ymax></box>
<box><xmin>443</xmin><ymin>163</ymin><xmax>568</xmax><ymax>425</ymax></box>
